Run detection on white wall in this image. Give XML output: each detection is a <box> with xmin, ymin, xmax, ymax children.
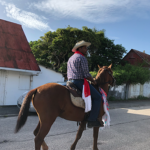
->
<box><xmin>0</xmin><ymin>70</ymin><xmax>6</xmax><ymax>105</ymax></box>
<box><xmin>143</xmin><ymin>82</ymin><xmax>150</xmax><ymax>97</ymax></box>
<box><xmin>128</xmin><ymin>84</ymin><xmax>141</xmax><ymax>98</ymax></box>
<box><xmin>108</xmin><ymin>84</ymin><xmax>126</xmax><ymax>100</ymax></box>
<box><xmin>32</xmin><ymin>65</ymin><xmax>64</xmax><ymax>89</ymax></box>
<box><xmin>128</xmin><ymin>82</ymin><xmax>150</xmax><ymax>98</ymax></box>
<box><xmin>0</xmin><ymin>70</ymin><xmax>31</xmax><ymax>105</ymax></box>
<box><xmin>0</xmin><ymin>65</ymin><xmax>64</xmax><ymax>105</ymax></box>
<box><xmin>108</xmin><ymin>82</ymin><xmax>150</xmax><ymax>100</ymax></box>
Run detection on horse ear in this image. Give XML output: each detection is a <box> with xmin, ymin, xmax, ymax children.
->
<box><xmin>108</xmin><ymin>64</ymin><xmax>112</xmax><ymax>68</ymax></box>
<box><xmin>98</xmin><ymin>65</ymin><xmax>101</xmax><ymax>69</ymax></box>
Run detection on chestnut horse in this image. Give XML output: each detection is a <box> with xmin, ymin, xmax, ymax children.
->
<box><xmin>15</xmin><ymin>64</ymin><xmax>115</xmax><ymax>150</ymax></box>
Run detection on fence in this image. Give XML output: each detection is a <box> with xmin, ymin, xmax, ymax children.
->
<box><xmin>108</xmin><ymin>81</ymin><xmax>150</xmax><ymax>100</ymax></box>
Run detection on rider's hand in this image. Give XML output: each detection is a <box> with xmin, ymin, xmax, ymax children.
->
<box><xmin>93</xmin><ymin>80</ymin><xmax>97</xmax><ymax>85</ymax></box>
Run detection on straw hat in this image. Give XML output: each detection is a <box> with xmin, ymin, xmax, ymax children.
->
<box><xmin>72</xmin><ymin>40</ymin><xmax>91</xmax><ymax>52</ymax></box>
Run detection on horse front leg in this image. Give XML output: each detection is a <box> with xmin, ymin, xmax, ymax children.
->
<box><xmin>70</xmin><ymin>121</ymin><xmax>86</xmax><ymax>150</ymax></box>
<box><xmin>93</xmin><ymin>127</ymin><xmax>99</xmax><ymax>150</ymax></box>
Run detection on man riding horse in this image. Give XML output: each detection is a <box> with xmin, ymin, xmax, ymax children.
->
<box><xmin>67</xmin><ymin>40</ymin><xmax>103</xmax><ymax>128</ymax></box>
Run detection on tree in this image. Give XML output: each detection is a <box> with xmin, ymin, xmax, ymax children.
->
<box><xmin>88</xmin><ymin>37</ymin><xmax>126</xmax><ymax>71</ymax></box>
<box><xmin>29</xmin><ymin>26</ymin><xmax>126</xmax><ymax>72</ymax></box>
<box><xmin>113</xmin><ymin>64</ymin><xmax>150</xmax><ymax>85</ymax></box>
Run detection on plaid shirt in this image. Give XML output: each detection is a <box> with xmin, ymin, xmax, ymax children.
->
<box><xmin>67</xmin><ymin>53</ymin><xmax>91</xmax><ymax>80</ymax></box>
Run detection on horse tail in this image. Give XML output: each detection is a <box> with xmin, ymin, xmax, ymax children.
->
<box><xmin>15</xmin><ymin>88</ymin><xmax>37</xmax><ymax>133</ymax></box>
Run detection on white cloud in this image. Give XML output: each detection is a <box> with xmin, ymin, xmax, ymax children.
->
<box><xmin>0</xmin><ymin>0</ymin><xmax>53</xmax><ymax>31</ymax></box>
<box><xmin>31</xmin><ymin>0</ymin><xmax>150</xmax><ymax>23</ymax></box>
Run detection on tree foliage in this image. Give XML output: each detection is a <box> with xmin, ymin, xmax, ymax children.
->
<box><xmin>112</xmin><ymin>64</ymin><xmax>150</xmax><ymax>85</ymax></box>
<box><xmin>90</xmin><ymin>71</ymin><xmax>97</xmax><ymax>78</ymax></box>
<box><xmin>29</xmin><ymin>26</ymin><xmax>126</xmax><ymax>72</ymax></box>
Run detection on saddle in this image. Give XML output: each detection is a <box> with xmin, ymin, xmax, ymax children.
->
<box><xmin>66</xmin><ymin>81</ymin><xmax>85</xmax><ymax>109</ymax></box>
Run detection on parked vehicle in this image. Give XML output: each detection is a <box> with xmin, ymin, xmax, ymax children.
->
<box><xmin>17</xmin><ymin>82</ymin><xmax>66</xmax><ymax>112</ymax></box>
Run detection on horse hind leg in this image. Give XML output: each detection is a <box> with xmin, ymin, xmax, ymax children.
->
<box><xmin>33</xmin><ymin>121</ymin><xmax>48</xmax><ymax>150</ymax></box>
<box><xmin>70</xmin><ymin>121</ymin><xmax>86</xmax><ymax>150</ymax></box>
<box><xmin>34</xmin><ymin>115</ymin><xmax>57</xmax><ymax>150</ymax></box>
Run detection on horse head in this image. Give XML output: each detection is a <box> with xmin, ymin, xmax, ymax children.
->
<box><xmin>95</xmin><ymin>64</ymin><xmax>116</xmax><ymax>89</ymax></box>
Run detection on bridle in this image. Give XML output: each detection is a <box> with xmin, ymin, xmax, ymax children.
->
<box><xmin>97</xmin><ymin>68</ymin><xmax>116</xmax><ymax>86</ymax></box>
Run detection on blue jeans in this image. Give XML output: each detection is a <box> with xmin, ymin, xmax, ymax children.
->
<box><xmin>71</xmin><ymin>79</ymin><xmax>102</xmax><ymax>121</ymax></box>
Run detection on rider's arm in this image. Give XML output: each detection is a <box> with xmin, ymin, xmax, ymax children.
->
<box><xmin>86</xmin><ymin>76</ymin><xmax>97</xmax><ymax>85</ymax></box>
<box><xmin>80</xmin><ymin>57</ymin><xmax>97</xmax><ymax>85</ymax></box>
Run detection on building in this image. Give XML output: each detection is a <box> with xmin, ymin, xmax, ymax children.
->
<box><xmin>0</xmin><ymin>19</ymin><xmax>41</xmax><ymax>105</ymax></box>
<box><xmin>33</xmin><ymin>65</ymin><xmax>64</xmax><ymax>89</ymax></box>
<box><xmin>122</xmin><ymin>49</ymin><xmax>150</xmax><ymax>67</ymax></box>
<box><xmin>0</xmin><ymin>19</ymin><xmax>64</xmax><ymax>106</ymax></box>
<box><xmin>108</xmin><ymin>49</ymin><xmax>150</xmax><ymax>100</ymax></box>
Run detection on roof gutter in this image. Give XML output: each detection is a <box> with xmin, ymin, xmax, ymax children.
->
<box><xmin>0</xmin><ymin>67</ymin><xmax>41</xmax><ymax>76</ymax></box>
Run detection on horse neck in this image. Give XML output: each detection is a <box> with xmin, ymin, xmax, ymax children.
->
<box><xmin>99</xmin><ymin>84</ymin><xmax>109</xmax><ymax>95</ymax></box>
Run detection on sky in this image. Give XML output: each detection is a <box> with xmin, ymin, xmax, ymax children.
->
<box><xmin>0</xmin><ymin>0</ymin><xmax>150</xmax><ymax>55</ymax></box>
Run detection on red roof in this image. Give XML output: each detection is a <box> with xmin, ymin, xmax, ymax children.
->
<box><xmin>132</xmin><ymin>49</ymin><xmax>150</xmax><ymax>64</ymax></box>
<box><xmin>0</xmin><ymin>19</ymin><xmax>40</xmax><ymax>71</ymax></box>
<box><xmin>123</xmin><ymin>49</ymin><xmax>150</xmax><ymax>67</ymax></box>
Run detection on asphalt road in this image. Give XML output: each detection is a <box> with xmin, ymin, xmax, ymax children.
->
<box><xmin>1</xmin><ymin>105</ymin><xmax>150</xmax><ymax>150</ymax></box>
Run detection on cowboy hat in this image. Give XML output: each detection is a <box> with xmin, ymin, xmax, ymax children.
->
<box><xmin>72</xmin><ymin>40</ymin><xmax>91</xmax><ymax>52</ymax></box>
